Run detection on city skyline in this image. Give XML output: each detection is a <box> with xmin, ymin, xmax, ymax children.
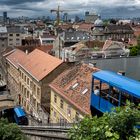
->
<box><xmin>0</xmin><ymin>0</ymin><xmax>140</xmax><ymax>18</ymax></box>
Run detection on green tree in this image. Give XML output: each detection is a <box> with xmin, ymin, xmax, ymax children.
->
<box><xmin>130</xmin><ymin>46</ymin><xmax>138</xmax><ymax>56</ymax></box>
<box><xmin>68</xmin><ymin>103</ymin><xmax>140</xmax><ymax>140</ymax></box>
<box><xmin>137</xmin><ymin>35</ymin><xmax>140</xmax><ymax>46</ymax></box>
<box><xmin>0</xmin><ymin>118</ymin><xmax>26</xmax><ymax>140</ymax></box>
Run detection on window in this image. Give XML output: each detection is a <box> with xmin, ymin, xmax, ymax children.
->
<box><xmin>60</xmin><ymin>99</ymin><xmax>64</xmax><ymax>109</ymax></box>
<box><xmin>37</xmin><ymin>88</ymin><xmax>40</xmax><ymax>97</ymax></box>
<box><xmin>9</xmin><ymin>39</ymin><xmax>13</xmax><ymax>41</ymax></box>
<box><xmin>54</xmin><ymin>94</ymin><xmax>57</xmax><ymax>103</ymax></box>
<box><xmin>27</xmin><ymin>105</ymin><xmax>29</xmax><ymax>112</ymax></box>
<box><xmin>19</xmin><ymin>71</ymin><xmax>21</xmax><ymax>77</ymax></box>
<box><xmin>24</xmin><ymin>75</ymin><xmax>26</xmax><ymax>82</ymax></box>
<box><xmin>16</xmin><ymin>34</ymin><xmax>20</xmax><ymax>36</ymax></box>
<box><xmin>67</xmin><ymin>105</ymin><xmax>71</xmax><ymax>117</ymax></box>
<box><xmin>9</xmin><ymin>34</ymin><xmax>13</xmax><ymax>36</ymax></box>
<box><xmin>19</xmin><ymin>82</ymin><xmax>21</xmax><ymax>90</ymax></box>
<box><xmin>21</xmin><ymin>73</ymin><xmax>23</xmax><ymax>79</ymax></box>
<box><xmin>16</xmin><ymin>38</ymin><xmax>20</xmax><ymax>41</ymax></box>
<box><xmin>27</xmin><ymin>78</ymin><xmax>29</xmax><ymax>85</ymax></box>
<box><xmin>27</xmin><ymin>90</ymin><xmax>29</xmax><ymax>98</ymax></box>
<box><xmin>24</xmin><ymin>101</ymin><xmax>26</xmax><ymax>107</ymax></box>
<box><xmin>30</xmin><ymin>81</ymin><xmax>33</xmax><ymax>88</ymax></box>
<box><xmin>75</xmin><ymin>112</ymin><xmax>80</xmax><ymax>121</ymax></box>
<box><xmin>33</xmin><ymin>84</ymin><xmax>36</xmax><ymax>93</ymax></box>
<box><xmin>54</xmin><ymin>111</ymin><xmax>56</xmax><ymax>117</ymax></box>
<box><xmin>24</xmin><ymin>88</ymin><xmax>27</xmax><ymax>96</ymax></box>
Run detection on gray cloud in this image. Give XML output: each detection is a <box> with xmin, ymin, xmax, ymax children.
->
<box><xmin>0</xmin><ymin>0</ymin><xmax>45</xmax><ymax>5</ymax></box>
<box><xmin>0</xmin><ymin>0</ymin><xmax>139</xmax><ymax>18</ymax></box>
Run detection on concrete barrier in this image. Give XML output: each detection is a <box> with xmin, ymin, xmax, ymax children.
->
<box><xmin>21</xmin><ymin>126</ymin><xmax>70</xmax><ymax>140</ymax></box>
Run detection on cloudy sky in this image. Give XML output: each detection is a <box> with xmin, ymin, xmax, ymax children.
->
<box><xmin>0</xmin><ymin>0</ymin><xmax>140</xmax><ymax>18</ymax></box>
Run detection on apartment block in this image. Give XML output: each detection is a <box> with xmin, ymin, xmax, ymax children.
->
<box><xmin>49</xmin><ymin>63</ymin><xmax>99</xmax><ymax>123</ymax></box>
<box><xmin>7</xmin><ymin>26</ymin><xmax>24</xmax><ymax>47</ymax></box>
<box><xmin>18</xmin><ymin>49</ymin><xmax>70</xmax><ymax>117</ymax></box>
<box><xmin>6</xmin><ymin>49</ymin><xmax>27</xmax><ymax>104</ymax></box>
<box><xmin>0</xmin><ymin>26</ymin><xmax>8</xmax><ymax>49</ymax></box>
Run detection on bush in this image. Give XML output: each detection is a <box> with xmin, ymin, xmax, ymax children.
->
<box><xmin>68</xmin><ymin>103</ymin><xmax>140</xmax><ymax>140</ymax></box>
<box><xmin>0</xmin><ymin>118</ymin><xmax>26</xmax><ymax>140</ymax></box>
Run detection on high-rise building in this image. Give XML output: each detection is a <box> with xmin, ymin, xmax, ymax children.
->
<box><xmin>3</xmin><ymin>12</ymin><xmax>7</xmax><ymax>23</ymax></box>
<box><xmin>85</xmin><ymin>11</ymin><xmax>99</xmax><ymax>23</ymax></box>
<box><xmin>63</xmin><ymin>13</ymin><xmax>68</xmax><ymax>22</ymax></box>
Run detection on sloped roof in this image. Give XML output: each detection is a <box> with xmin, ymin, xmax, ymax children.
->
<box><xmin>74</xmin><ymin>23</ymin><xmax>93</xmax><ymax>31</ymax></box>
<box><xmin>6</xmin><ymin>49</ymin><xmax>27</xmax><ymax>69</ymax></box>
<box><xmin>50</xmin><ymin>63</ymin><xmax>99</xmax><ymax>115</ymax></box>
<box><xmin>106</xmin><ymin>24</ymin><xmax>133</xmax><ymax>33</ymax></box>
<box><xmin>102</xmin><ymin>40</ymin><xmax>125</xmax><ymax>51</ymax></box>
<box><xmin>19</xmin><ymin>49</ymin><xmax>63</xmax><ymax>81</ymax></box>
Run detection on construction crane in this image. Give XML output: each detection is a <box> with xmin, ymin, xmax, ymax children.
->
<box><xmin>50</xmin><ymin>6</ymin><xmax>77</xmax><ymax>26</ymax></box>
<box><xmin>50</xmin><ymin>6</ymin><xmax>62</xmax><ymax>26</ymax></box>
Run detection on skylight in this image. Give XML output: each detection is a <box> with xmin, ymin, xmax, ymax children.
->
<box><xmin>72</xmin><ymin>82</ymin><xmax>79</xmax><ymax>89</ymax></box>
<box><xmin>82</xmin><ymin>88</ymin><xmax>88</xmax><ymax>95</ymax></box>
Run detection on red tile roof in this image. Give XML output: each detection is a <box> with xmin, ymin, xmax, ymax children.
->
<box><xmin>132</xmin><ymin>26</ymin><xmax>140</xmax><ymax>37</ymax></box>
<box><xmin>37</xmin><ymin>45</ymin><xmax>53</xmax><ymax>53</ymax></box>
<box><xmin>6</xmin><ymin>49</ymin><xmax>27</xmax><ymax>68</ymax></box>
<box><xmin>19</xmin><ymin>49</ymin><xmax>63</xmax><ymax>81</ymax></box>
<box><xmin>50</xmin><ymin>63</ymin><xmax>99</xmax><ymax>115</ymax></box>
<box><xmin>74</xmin><ymin>23</ymin><xmax>93</xmax><ymax>31</ymax></box>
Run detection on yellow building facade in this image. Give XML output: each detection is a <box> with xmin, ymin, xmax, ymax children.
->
<box><xmin>50</xmin><ymin>89</ymin><xmax>84</xmax><ymax>123</ymax></box>
<box><xmin>7</xmin><ymin>61</ymin><xmax>20</xmax><ymax>104</ymax></box>
<box><xmin>6</xmin><ymin>49</ymin><xmax>27</xmax><ymax>105</ymax></box>
<box><xmin>19</xmin><ymin>68</ymin><xmax>41</xmax><ymax>116</ymax></box>
<box><xmin>49</xmin><ymin>63</ymin><xmax>98</xmax><ymax>123</ymax></box>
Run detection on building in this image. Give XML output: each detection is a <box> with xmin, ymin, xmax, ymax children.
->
<box><xmin>53</xmin><ymin>28</ymin><xmax>91</xmax><ymax>58</ymax></box>
<box><xmin>18</xmin><ymin>49</ymin><xmax>70</xmax><ymax>118</ymax></box>
<box><xmin>92</xmin><ymin>19</ymin><xmax>105</xmax><ymax>40</ymax></box>
<box><xmin>49</xmin><ymin>63</ymin><xmax>99</xmax><ymax>123</ymax></box>
<box><xmin>92</xmin><ymin>22</ymin><xmax>134</xmax><ymax>41</ymax></box>
<box><xmin>72</xmin><ymin>23</ymin><xmax>93</xmax><ymax>32</ymax></box>
<box><xmin>102</xmin><ymin>39</ymin><xmax>130</xmax><ymax>58</ymax></box>
<box><xmin>6</xmin><ymin>49</ymin><xmax>27</xmax><ymax>105</ymax></box>
<box><xmin>61</xmin><ymin>41</ymin><xmax>104</xmax><ymax>62</ymax></box>
<box><xmin>85</xmin><ymin>11</ymin><xmax>99</xmax><ymax>23</ymax></box>
<box><xmin>0</xmin><ymin>26</ymin><xmax>8</xmax><ymax>50</ymax></box>
<box><xmin>7</xmin><ymin>26</ymin><xmax>24</xmax><ymax>47</ymax></box>
<box><xmin>3</xmin><ymin>12</ymin><xmax>7</xmax><ymax>24</ymax></box>
<box><xmin>39</xmin><ymin>34</ymin><xmax>56</xmax><ymax>45</ymax></box>
<box><xmin>61</xmin><ymin>39</ymin><xmax>129</xmax><ymax>62</ymax></box>
<box><xmin>132</xmin><ymin>25</ymin><xmax>140</xmax><ymax>38</ymax></box>
<box><xmin>105</xmin><ymin>24</ymin><xmax>134</xmax><ymax>41</ymax></box>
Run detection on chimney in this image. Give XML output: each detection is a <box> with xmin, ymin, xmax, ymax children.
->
<box><xmin>118</xmin><ymin>70</ymin><xmax>125</xmax><ymax>76</ymax></box>
<box><xmin>25</xmin><ymin>49</ymin><xmax>28</xmax><ymax>55</ymax></box>
<box><xmin>89</xmin><ymin>62</ymin><xmax>96</xmax><ymax>67</ymax></box>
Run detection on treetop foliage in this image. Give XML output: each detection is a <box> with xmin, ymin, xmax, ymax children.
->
<box><xmin>0</xmin><ymin>118</ymin><xmax>26</xmax><ymax>140</ymax></box>
<box><xmin>69</xmin><ymin>103</ymin><xmax>140</xmax><ymax>140</ymax></box>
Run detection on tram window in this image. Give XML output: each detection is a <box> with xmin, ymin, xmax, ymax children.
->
<box><xmin>100</xmin><ymin>83</ymin><xmax>109</xmax><ymax>100</ymax></box>
<box><xmin>93</xmin><ymin>79</ymin><xmax>100</xmax><ymax>92</ymax></box>
<box><xmin>94</xmin><ymin>86</ymin><xmax>100</xmax><ymax>96</ymax></box>
<box><xmin>121</xmin><ymin>92</ymin><xmax>133</xmax><ymax>105</ymax></box>
<box><xmin>133</xmin><ymin>97</ymin><xmax>140</xmax><ymax>106</ymax></box>
<box><xmin>109</xmin><ymin>87</ymin><xmax>120</xmax><ymax>106</ymax></box>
